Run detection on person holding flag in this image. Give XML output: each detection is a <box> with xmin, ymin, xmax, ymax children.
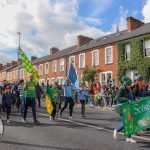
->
<box><xmin>22</xmin><ymin>74</ymin><xmax>40</xmax><ymax>125</ymax></box>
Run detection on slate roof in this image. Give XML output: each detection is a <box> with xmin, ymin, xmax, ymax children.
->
<box><xmin>32</xmin><ymin>22</ymin><xmax>150</xmax><ymax>65</ymax></box>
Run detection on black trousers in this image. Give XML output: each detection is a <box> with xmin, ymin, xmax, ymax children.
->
<box><xmin>4</xmin><ymin>104</ymin><xmax>11</xmax><ymax>119</ymax></box>
<box><xmin>23</xmin><ymin>98</ymin><xmax>37</xmax><ymax>122</ymax></box>
<box><xmin>37</xmin><ymin>97</ymin><xmax>41</xmax><ymax>107</ymax></box>
<box><xmin>51</xmin><ymin>102</ymin><xmax>58</xmax><ymax>118</ymax></box>
<box><xmin>60</xmin><ymin>97</ymin><xmax>74</xmax><ymax>116</ymax></box>
<box><xmin>80</xmin><ymin>100</ymin><xmax>85</xmax><ymax>116</ymax></box>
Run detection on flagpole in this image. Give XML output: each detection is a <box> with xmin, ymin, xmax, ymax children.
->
<box><xmin>17</xmin><ymin>32</ymin><xmax>21</xmax><ymax>81</ymax></box>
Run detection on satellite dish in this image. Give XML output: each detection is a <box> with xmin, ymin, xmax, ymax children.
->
<box><xmin>0</xmin><ymin>117</ymin><xmax>4</xmax><ymax>139</ymax></box>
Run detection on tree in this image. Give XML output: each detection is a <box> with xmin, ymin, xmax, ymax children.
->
<box><xmin>82</xmin><ymin>66</ymin><xmax>96</xmax><ymax>82</ymax></box>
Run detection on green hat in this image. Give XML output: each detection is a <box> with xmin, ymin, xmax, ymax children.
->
<box><xmin>122</xmin><ymin>76</ymin><xmax>132</xmax><ymax>86</ymax></box>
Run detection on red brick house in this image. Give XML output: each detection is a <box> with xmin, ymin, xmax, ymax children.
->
<box><xmin>0</xmin><ymin>16</ymin><xmax>150</xmax><ymax>85</ymax></box>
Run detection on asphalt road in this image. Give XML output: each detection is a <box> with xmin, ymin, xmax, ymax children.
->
<box><xmin>0</xmin><ymin>102</ymin><xmax>150</xmax><ymax>150</ymax></box>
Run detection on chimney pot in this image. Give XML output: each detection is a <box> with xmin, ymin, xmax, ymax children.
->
<box><xmin>31</xmin><ymin>56</ymin><xmax>37</xmax><ymax>61</ymax></box>
<box><xmin>50</xmin><ymin>47</ymin><xmax>59</xmax><ymax>55</ymax></box>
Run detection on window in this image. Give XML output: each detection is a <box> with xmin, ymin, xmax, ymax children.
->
<box><xmin>53</xmin><ymin>60</ymin><xmax>57</xmax><ymax>73</ymax></box>
<box><xmin>57</xmin><ymin>77</ymin><xmax>64</xmax><ymax>85</ymax></box>
<box><xmin>20</xmin><ymin>69</ymin><xmax>24</xmax><ymax>78</ymax></box>
<box><xmin>69</xmin><ymin>56</ymin><xmax>75</xmax><ymax>67</ymax></box>
<box><xmin>92</xmin><ymin>50</ymin><xmax>99</xmax><ymax>66</ymax></box>
<box><xmin>13</xmin><ymin>71</ymin><xmax>15</xmax><ymax>79</ymax></box>
<box><xmin>144</xmin><ymin>39</ymin><xmax>150</xmax><ymax>57</ymax></box>
<box><xmin>105</xmin><ymin>46</ymin><xmax>113</xmax><ymax>64</ymax></box>
<box><xmin>39</xmin><ymin>64</ymin><xmax>43</xmax><ymax>75</ymax></box>
<box><xmin>60</xmin><ymin>59</ymin><xmax>64</xmax><ymax>72</ymax></box>
<box><xmin>45</xmin><ymin>63</ymin><xmax>49</xmax><ymax>74</ymax></box>
<box><xmin>16</xmin><ymin>70</ymin><xmax>18</xmax><ymax>79</ymax></box>
<box><xmin>39</xmin><ymin>79</ymin><xmax>45</xmax><ymax>86</ymax></box>
<box><xmin>51</xmin><ymin>78</ymin><xmax>55</xmax><ymax>84</ymax></box>
<box><xmin>79</xmin><ymin>53</ymin><xmax>85</xmax><ymax>68</ymax></box>
<box><xmin>100</xmin><ymin>72</ymin><xmax>112</xmax><ymax>84</ymax></box>
<box><xmin>125</xmin><ymin>44</ymin><xmax>130</xmax><ymax>60</ymax></box>
<box><xmin>126</xmin><ymin>70</ymin><xmax>138</xmax><ymax>82</ymax></box>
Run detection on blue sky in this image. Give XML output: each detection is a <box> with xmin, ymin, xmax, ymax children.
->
<box><xmin>0</xmin><ymin>0</ymin><xmax>149</xmax><ymax>64</ymax></box>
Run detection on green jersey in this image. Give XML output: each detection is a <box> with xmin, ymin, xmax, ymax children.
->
<box><xmin>25</xmin><ymin>81</ymin><xmax>36</xmax><ymax>98</ymax></box>
<box><xmin>51</xmin><ymin>88</ymin><xmax>60</xmax><ymax>102</ymax></box>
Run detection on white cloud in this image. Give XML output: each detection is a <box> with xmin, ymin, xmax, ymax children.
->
<box><xmin>111</xmin><ymin>6</ymin><xmax>128</xmax><ymax>32</ymax></box>
<box><xmin>142</xmin><ymin>0</ymin><xmax>150</xmax><ymax>23</ymax></box>
<box><xmin>0</xmin><ymin>0</ymin><xmax>112</xmax><ymax>64</ymax></box>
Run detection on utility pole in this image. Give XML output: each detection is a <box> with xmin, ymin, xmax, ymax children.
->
<box><xmin>17</xmin><ymin>32</ymin><xmax>21</xmax><ymax>80</ymax></box>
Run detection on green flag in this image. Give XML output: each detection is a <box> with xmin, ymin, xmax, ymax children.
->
<box><xmin>20</xmin><ymin>48</ymin><xmax>39</xmax><ymax>81</ymax></box>
<box><xmin>122</xmin><ymin>97</ymin><xmax>150</xmax><ymax>136</ymax></box>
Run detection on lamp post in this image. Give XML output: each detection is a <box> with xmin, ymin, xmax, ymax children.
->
<box><xmin>17</xmin><ymin>32</ymin><xmax>21</xmax><ymax>80</ymax></box>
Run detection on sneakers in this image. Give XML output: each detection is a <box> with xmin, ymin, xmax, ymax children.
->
<box><xmin>7</xmin><ymin>119</ymin><xmax>10</xmax><ymax>123</ymax></box>
<box><xmin>34</xmin><ymin>120</ymin><xmax>40</xmax><ymax>125</ymax></box>
<box><xmin>50</xmin><ymin>116</ymin><xmax>52</xmax><ymax>121</ymax></box>
<box><xmin>79</xmin><ymin>116</ymin><xmax>86</xmax><ymax>119</ymax></box>
<box><xmin>69</xmin><ymin>116</ymin><xmax>74</xmax><ymax>119</ymax></box>
<box><xmin>113</xmin><ymin>129</ymin><xmax>118</xmax><ymax>139</ymax></box>
<box><xmin>126</xmin><ymin>138</ymin><xmax>137</xmax><ymax>143</ymax></box>
<box><xmin>22</xmin><ymin>118</ymin><xmax>27</xmax><ymax>123</ymax></box>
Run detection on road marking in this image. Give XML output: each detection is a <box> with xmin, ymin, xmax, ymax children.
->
<box><xmin>36</xmin><ymin>111</ymin><xmax>150</xmax><ymax>142</ymax></box>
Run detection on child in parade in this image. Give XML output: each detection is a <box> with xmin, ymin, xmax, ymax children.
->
<box><xmin>94</xmin><ymin>91</ymin><xmax>98</xmax><ymax>107</ymax></box>
<box><xmin>2</xmin><ymin>85</ymin><xmax>13</xmax><ymax>123</ymax></box>
<box><xmin>78</xmin><ymin>84</ymin><xmax>88</xmax><ymax>119</ymax></box>
<box><xmin>113</xmin><ymin>76</ymin><xmax>137</xmax><ymax>143</ymax></box>
<box><xmin>50</xmin><ymin>82</ymin><xmax>60</xmax><ymax>121</ymax></box>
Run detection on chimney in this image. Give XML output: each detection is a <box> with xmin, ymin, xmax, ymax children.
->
<box><xmin>77</xmin><ymin>35</ymin><xmax>93</xmax><ymax>47</ymax></box>
<box><xmin>0</xmin><ymin>64</ymin><xmax>3</xmax><ymax>71</ymax></box>
<box><xmin>11</xmin><ymin>61</ymin><xmax>17</xmax><ymax>66</ymax></box>
<box><xmin>31</xmin><ymin>56</ymin><xmax>37</xmax><ymax>61</ymax></box>
<box><xmin>50</xmin><ymin>47</ymin><xmax>59</xmax><ymax>55</ymax></box>
<box><xmin>7</xmin><ymin>63</ymin><xmax>11</xmax><ymax>68</ymax></box>
<box><xmin>127</xmin><ymin>16</ymin><xmax>144</xmax><ymax>32</ymax></box>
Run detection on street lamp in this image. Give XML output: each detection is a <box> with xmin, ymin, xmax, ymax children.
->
<box><xmin>17</xmin><ymin>32</ymin><xmax>21</xmax><ymax>80</ymax></box>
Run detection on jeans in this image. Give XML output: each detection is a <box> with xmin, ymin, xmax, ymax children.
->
<box><xmin>80</xmin><ymin>100</ymin><xmax>85</xmax><ymax>116</ymax></box>
<box><xmin>20</xmin><ymin>96</ymin><xmax>25</xmax><ymax>116</ymax></box>
<box><xmin>116</xmin><ymin>114</ymin><xmax>131</xmax><ymax>138</ymax></box>
<box><xmin>23</xmin><ymin>98</ymin><xmax>37</xmax><ymax>122</ymax></box>
<box><xmin>36</xmin><ymin>97</ymin><xmax>41</xmax><ymax>107</ymax></box>
<box><xmin>60</xmin><ymin>97</ymin><xmax>74</xmax><ymax>116</ymax></box>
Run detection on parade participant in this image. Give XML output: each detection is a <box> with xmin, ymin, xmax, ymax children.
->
<box><xmin>18</xmin><ymin>79</ymin><xmax>25</xmax><ymax>116</ymax></box>
<box><xmin>49</xmin><ymin>82</ymin><xmax>60</xmax><ymax>121</ymax></box>
<box><xmin>2</xmin><ymin>85</ymin><xmax>13</xmax><ymax>123</ymax></box>
<box><xmin>36</xmin><ymin>82</ymin><xmax>42</xmax><ymax>107</ymax></box>
<box><xmin>22</xmin><ymin>74</ymin><xmax>40</xmax><ymax>124</ymax></box>
<box><xmin>113</xmin><ymin>76</ymin><xmax>137</xmax><ymax>143</ymax></box>
<box><xmin>59</xmin><ymin>78</ymin><xmax>75</xmax><ymax>118</ymax></box>
<box><xmin>78</xmin><ymin>84</ymin><xmax>88</xmax><ymax>119</ymax></box>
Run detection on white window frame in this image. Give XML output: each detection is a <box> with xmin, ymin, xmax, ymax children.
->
<box><xmin>20</xmin><ymin>69</ymin><xmax>24</xmax><ymax>78</ymax></box>
<box><xmin>105</xmin><ymin>46</ymin><xmax>113</xmax><ymax>64</ymax></box>
<box><xmin>144</xmin><ymin>39</ymin><xmax>150</xmax><ymax>57</ymax></box>
<box><xmin>45</xmin><ymin>62</ymin><xmax>49</xmax><ymax>74</ymax></box>
<box><xmin>60</xmin><ymin>59</ymin><xmax>64</xmax><ymax>72</ymax></box>
<box><xmin>69</xmin><ymin>56</ymin><xmax>75</xmax><ymax>67</ymax></box>
<box><xmin>51</xmin><ymin>78</ymin><xmax>55</xmax><ymax>84</ymax></box>
<box><xmin>79</xmin><ymin>53</ymin><xmax>85</xmax><ymax>68</ymax></box>
<box><xmin>125</xmin><ymin>44</ymin><xmax>130</xmax><ymax>60</ymax></box>
<box><xmin>100</xmin><ymin>71</ymin><xmax>113</xmax><ymax>84</ymax></box>
<box><xmin>91</xmin><ymin>50</ymin><xmax>99</xmax><ymax>66</ymax></box>
<box><xmin>16</xmin><ymin>70</ymin><xmax>18</xmax><ymax>79</ymax></box>
<box><xmin>39</xmin><ymin>64</ymin><xmax>43</xmax><ymax>75</ymax></box>
<box><xmin>53</xmin><ymin>60</ymin><xmax>57</xmax><ymax>73</ymax></box>
<box><xmin>39</xmin><ymin>79</ymin><xmax>45</xmax><ymax>86</ymax></box>
<box><xmin>126</xmin><ymin>70</ymin><xmax>138</xmax><ymax>82</ymax></box>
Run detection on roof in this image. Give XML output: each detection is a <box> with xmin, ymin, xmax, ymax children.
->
<box><xmin>32</xmin><ymin>22</ymin><xmax>150</xmax><ymax>65</ymax></box>
<box><xmin>0</xmin><ymin>64</ymin><xmax>18</xmax><ymax>72</ymax></box>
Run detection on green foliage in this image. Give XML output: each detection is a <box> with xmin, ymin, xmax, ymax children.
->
<box><xmin>117</xmin><ymin>34</ymin><xmax>150</xmax><ymax>82</ymax></box>
<box><xmin>82</xmin><ymin>66</ymin><xmax>96</xmax><ymax>82</ymax></box>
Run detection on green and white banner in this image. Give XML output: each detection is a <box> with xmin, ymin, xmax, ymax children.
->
<box><xmin>122</xmin><ymin>96</ymin><xmax>150</xmax><ymax>136</ymax></box>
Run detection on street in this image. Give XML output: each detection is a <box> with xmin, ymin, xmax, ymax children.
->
<box><xmin>0</xmin><ymin>102</ymin><xmax>150</xmax><ymax>150</ymax></box>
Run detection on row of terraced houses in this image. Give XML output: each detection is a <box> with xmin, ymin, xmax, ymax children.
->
<box><xmin>0</xmin><ymin>16</ymin><xmax>150</xmax><ymax>85</ymax></box>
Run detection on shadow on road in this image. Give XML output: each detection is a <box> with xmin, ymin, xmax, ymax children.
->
<box><xmin>0</xmin><ymin>140</ymin><xmax>80</xmax><ymax>150</ymax></box>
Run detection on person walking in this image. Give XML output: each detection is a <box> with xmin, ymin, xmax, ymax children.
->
<box><xmin>22</xmin><ymin>74</ymin><xmax>40</xmax><ymax>124</ymax></box>
<box><xmin>18</xmin><ymin>79</ymin><xmax>25</xmax><ymax>116</ymax></box>
<box><xmin>113</xmin><ymin>76</ymin><xmax>137</xmax><ymax>143</ymax></box>
<box><xmin>78</xmin><ymin>84</ymin><xmax>88</xmax><ymax>119</ymax></box>
<box><xmin>36</xmin><ymin>82</ymin><xmax>42</xmax><ymax>107</ymax></box>
<box><xmin>59</xmin><ymin>78</ymin><xmax>75</xmax><ymax>118</ymax></box>
<box><xmin>2</xmin><ymin>85</ymin><xmax>13</xmax><ymax>123</ymax></box>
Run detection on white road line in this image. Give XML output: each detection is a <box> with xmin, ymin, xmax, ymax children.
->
<box><xmin>36</xmin><ymin>111</ymin><xmax>150</xmax><ymax>142</ymax></box>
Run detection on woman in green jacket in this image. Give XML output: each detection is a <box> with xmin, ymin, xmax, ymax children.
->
<box><xmin>113</xmin><ymin>76</ymin><xmax>137</xmax><ymax>143</ymax></box>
